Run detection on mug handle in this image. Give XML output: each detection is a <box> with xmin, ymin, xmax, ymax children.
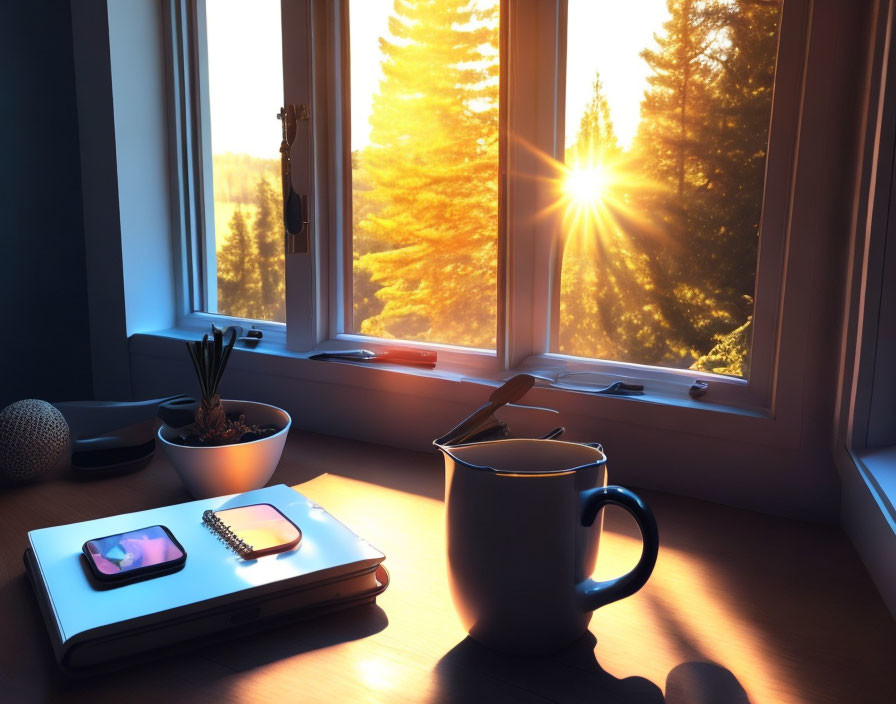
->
<box><xmin>578</xmin><ymin>485</ymin><xmax>659</xmax><ymax>612</ymax></box>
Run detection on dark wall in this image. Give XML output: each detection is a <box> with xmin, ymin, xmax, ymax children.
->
<box><xmin>0</xmin><ymin>0</ymin><xmax>93</xmax><ymax>407</ymax></box>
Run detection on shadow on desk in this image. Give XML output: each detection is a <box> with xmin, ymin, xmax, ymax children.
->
<box><xmin>195</xmin><ymin>603</ymin><xmax>390</xmax><ymax>673</ymax></box>
<box><xmin>434</xmin><ymin>633</ymin><xmax>749</xmax><ymax>704</ymax></box>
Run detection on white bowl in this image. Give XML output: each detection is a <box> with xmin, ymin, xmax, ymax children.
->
<box><xmin>158</xmin><ymin>400</ymin><xmax>291</xmax><ymax>499</ymax></box>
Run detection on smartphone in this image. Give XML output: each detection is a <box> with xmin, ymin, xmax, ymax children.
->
<box><xmin>81</xmin><ymin>525</ymin><xmax>186</xmax><ymax>587</ymax></box>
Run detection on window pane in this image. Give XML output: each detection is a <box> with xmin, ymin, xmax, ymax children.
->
<box><xmin>350</xmin><ymin>0</ymin><xmax>499</xmax><ymax>349</ymax></box>
<box><xmin>558</xmin><ymin>0</ymin><xmax>782</xmax><ymax>378</ymax></box>
<box><xmin>204</xmin><ymin>0</ymin><xmax>285</xmax><ymax>322</ymax></box>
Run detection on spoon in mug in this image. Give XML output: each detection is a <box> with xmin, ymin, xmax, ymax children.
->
<box><xmin>440</xmin><ymin>374</ymin><xmax>536</xmax><ymax>446</ymax></box>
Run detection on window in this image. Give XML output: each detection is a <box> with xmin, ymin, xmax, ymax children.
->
<box><xmin>558</xmin><ymin>0</ymin><xmax>781</xmax><ymax>379</ymax></box>
<box><xmin>837</xmin><ymin>0</ymin><xmax>896</xmax><ymax>463</ymax></box>
<box><xmin>172</xmin><ymin>0</ymin><xmax>806</xmax><ymax>411</ymax></box>
<box><xmin>832</xmin><ymin>0</ymin><xmax>896</xmax><ymax>617</ymax></box>
<box><xmin>201</xmin><ymin>0</ymin><xmax>285</xmax><ymax>323</ymax></box>
<box><xmin>349</xmin><ymin>0</ymin><xmax>500</xmax><ymax>350</ymax></box>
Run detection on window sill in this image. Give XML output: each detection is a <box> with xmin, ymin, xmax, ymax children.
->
<box><xmin>853</xmin><ymin>447</ymin><xmax>896</xmax><ymax>529</ymax></box>
<box><xmin>134</xmin><ymin>328</ymin><xmax>764</xmax><ymax>411</ymax></box>
<box><xmin>840</xmin><ymin>447</ymin><xmax>896</xmax><ymax>619</ymax></box>
<box><xmin>132</xmin><ymin>328</ymin><xmax>786</xmax><ymax>450</ymax></box>
<box><xmin>130</xmin><ymin>327</ymin><xmax>833</xmax><ymax>520</ymax></box>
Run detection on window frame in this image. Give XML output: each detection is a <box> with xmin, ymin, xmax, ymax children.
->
<box><xmin>171</xmin><ymin>0</ymin><xmax>812</xmax><ymax>415</ymax></box>
<box><xmin>501</xmin><ymin>0</ymin><xmax>809</xmax><ymax>412</ymax></box>
<box><xmin>836</xmin><ymin>0</ymin><xmax>896</xmax><ymax>465</ymax></box>
<box><xmin>167</xmin><ymin>0</ymin><xmax>295</xmax><ymax>346</ymax></box>
<box><xmin>833</xmin><ymin>0</ymin><xmax>896</xmax><ymax>619</ymax></box>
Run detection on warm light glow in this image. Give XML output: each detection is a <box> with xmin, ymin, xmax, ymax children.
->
<box><xmin>512</xmin><ymin>137</ymin><xmax>670</xmax><ymax>277</ymax></box>
<box><xmin>595</xmin><ymin>530</ymin><xmax>802</xmax><ymax>704</ymax></box>
<box><xmin>565</xmin><ymin>164</ymin><xmax>611</xmax><ymax>205</ymax></box>
<box><xmin>525</xmin><ymin>143</ymin><xmax>644</xmax><ymax>247</ymax></box>
<box><xmin>357</xmin><ymin>657</ymin><xmax>401</xmax><ymax>690</ymax></box>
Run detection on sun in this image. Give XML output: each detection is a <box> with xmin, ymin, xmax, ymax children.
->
<box><xmin>514</xmin><ymin>137</ymin><xmax>667</xmax><ymax>250</ymax></box>
<box><xmin>564</xmin><ymin>163</ymin><xmax>611</xmax><ymax>204</ymax></box>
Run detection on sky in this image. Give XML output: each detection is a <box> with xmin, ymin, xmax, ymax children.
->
<box><xmin>206</xmin><ymin>0</ymin><xmax>283</xmax><ymax>160</ymax></box>
<box><xmin>205</xmin><ymin>0</ymin><xmax>671</xmax><ymax>157</ymax></box>
<box><xmin>565</xmin><ymin>0</ymin><xmax>670</xmax><ymax>149</ymax></box>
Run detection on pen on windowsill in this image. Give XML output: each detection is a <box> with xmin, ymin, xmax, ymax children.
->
<box><xmin>594</xmin><ymin>381</ymin><xmax>644</xmax><ymax>396</ymax></box>
<box><xmin>308</xmin><ymin>349</ymin><xmax>437</xmax><ymax>369</ymax></box>
<box><xmin>537</xmin><ymin>376</ymin><xmax>645</xmax><ymax>396</ymax></box>
<box><xmin>523</xmin><ymin>370</ymin><xmax>712</xmax><ymax>400</ymax></box>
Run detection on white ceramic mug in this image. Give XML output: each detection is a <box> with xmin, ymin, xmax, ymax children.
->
<box><xmin>438</xmin><ymin>439</ymin><xmax>658</xmax><ymax>654</ymax></box>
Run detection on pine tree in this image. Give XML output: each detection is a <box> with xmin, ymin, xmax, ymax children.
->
<box><xmin>353</xmin><ymin>0</ymin><xmax>499</xmax><ymax>348</ymax></box>
<box><xmin>559</xmin><ymin>74</ymin><xmax>677</xmax><ymax>365</ymax></box>
<box><xmin>351</xmin><ymin>152</ymin><xmax>385</xmax><ymax>330</ymax></box>
<box><xmin>217</xmin><ymin>206</ymin><xmax>259</xmax><ymax>319</ymax></box>
<box><xmin>252</xmin><ymin>177</ymin><xmax>285</xmax><ymax>322</ymax></box>
<box><xmin>633</xmin><ymin>0</ymin><xmax>727</xmax><ymax>358</ymax></box>
<box><xmin>699</xmin><ymin>0</ymin><xmax>780</xmax><ymax>322</ymax></box>
<box><xmin>632</xmin><ymin>0</ymin><xmax>780</xmax><ymax>371</ymax></box>
<box><xmin>637</xmin><ymin>0</ymin><xmax>723</xmax><ymax>196</ymax></box>
<box><xmin>572</xmin><ymin>74</ymin><xmax>622</xmax><ymax>166</ymax></box>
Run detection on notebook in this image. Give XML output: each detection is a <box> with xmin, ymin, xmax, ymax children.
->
<box><xmin>202</xmin><ymin>503</ymin><xmax>303</xmax><ymax>558</ymax></box>
<box><xmin>25</xmin><ymin>484</ymin><xmax>387</xmax><ymax>673</ymax></box>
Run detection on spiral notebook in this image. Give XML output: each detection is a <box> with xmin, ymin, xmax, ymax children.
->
<box><xmin>25</xmin><ymin>484</ymin><xmax>387</xmax><ymax>673</ymax></box>
<box><xmin>202</xmin><ymin>503</ymin><xmax>303</xmax><ymax>559</ymax></box>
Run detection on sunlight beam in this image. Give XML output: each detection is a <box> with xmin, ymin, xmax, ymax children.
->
<box><xmin>564</xmin><ymin>165</ymin><xmax>611</xmax><ymax>205</ymax></box>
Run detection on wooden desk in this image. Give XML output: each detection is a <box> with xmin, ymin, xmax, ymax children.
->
<box><xmin>1</xmin><ymin>430</ymin><xmax>895</xmax><ymax>703</ymax></box>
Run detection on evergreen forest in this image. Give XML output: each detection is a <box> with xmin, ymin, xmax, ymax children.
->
<box><xmin>214</xmin><ymin>0</ymin><xmax>781</xmax><ymax>379</ymax></box>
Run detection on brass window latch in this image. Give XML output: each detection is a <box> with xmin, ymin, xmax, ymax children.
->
<box><xmin>278</xmin><ymin>104</ymin><xmax>310</xmax><ymax>254</ymax></box>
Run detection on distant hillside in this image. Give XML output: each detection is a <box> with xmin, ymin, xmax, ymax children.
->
<box><xmin>212</xmin><ymin>153</ymin><xmax>279</xmax><ymax>205</ymax></box>
<box><xmin>211</xmin><ymin>153</ymin><xmax>279</xmax><ymax>251</ymax></box>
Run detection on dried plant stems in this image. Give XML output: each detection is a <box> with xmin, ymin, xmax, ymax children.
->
<box><xmin>186</xmin><ymin>326</ymin><xmax>236</xmax><ymax>405</ymax></box>
<box><xmin>185</xmin><ymin>326</ymin><xmax>248</xmax><ymax>444</ymax></box>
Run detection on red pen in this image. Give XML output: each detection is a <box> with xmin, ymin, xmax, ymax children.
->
<box><xmin>309</xmin><ymin>348</ymin><xmax>437</xmax><ymax>368</ymax></box>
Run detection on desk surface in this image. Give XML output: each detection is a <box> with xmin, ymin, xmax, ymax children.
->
<box><xmin>1</xmin><ymin>430</ymin><xmax>895</xmax><ymax>703</ymax></box>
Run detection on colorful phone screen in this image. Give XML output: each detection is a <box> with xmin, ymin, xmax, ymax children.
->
<box><xmin>84</xmin><ymin>525</ymin><xmax>185</xmax><ymax>575</ymax></box>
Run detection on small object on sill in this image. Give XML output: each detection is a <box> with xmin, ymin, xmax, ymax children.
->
<box><xmin>549</xmin><ymin>379</ymin><xmax>644</xmax><ymax>396</ymax></box>
<box><xmin>239</xmin><ymin>328</ymin><xmax>263</xmax><ymax>347</ymax></box>
<box><xmin>689</xmin><ymin>381</ymin><xmax>709</xmax><ymax>399</ymax></box>
<box><xmin>211</xmin><ymin>323</ymin><xmax>262</xmax><ymax>348</ymax></box>
<box><xmin>533</xmin><ymin>371</ymin><xmax>645</xmax><ymax>396</ymax></box>
<box><xmin>308</xmin><ymin>348</ymin><xmax>437</xmax><ymax>369</ymax></box>
<box><xmin>212</xmin><ymin>323</ymin><xmax>241</xmax><ymax>338</ymax></box>
<box><xmin>593</xmin><ymin>381</ymin><xmax>644</xmax><ymax>396</ymax></box>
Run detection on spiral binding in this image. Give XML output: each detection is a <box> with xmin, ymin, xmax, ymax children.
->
<box><xmin>202</xmin><ymin>509</ymin><xmax>254</xmax><ymax>557</ymax></box>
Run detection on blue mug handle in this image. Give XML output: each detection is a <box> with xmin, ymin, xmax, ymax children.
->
<box><xmin>578</xmin><ymin>484</ymin><xmax>659</xmax><ymax>611</ymax></box>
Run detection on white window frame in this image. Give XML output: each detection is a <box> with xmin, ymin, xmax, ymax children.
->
<box><xmin>169</xmin><ymin>0</ymin><xmax>810</xmax><ymax>415</ymax></box>
<box><xmin>166</xmin><ymin>0</ymin><xmax>295</xmax><ymax>347</ymax></box>
<box><xmin>833</xmin><ymin>0</ymin><xmax>896</xmax><ymax>619</ymax></box>
<box><xmin>499</xmin><ymin>0</ymin><xmax>809</xmax><ymax>412</ymax></box>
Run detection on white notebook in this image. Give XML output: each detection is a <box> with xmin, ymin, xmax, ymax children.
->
<box><xmin>26</xmin><ymin>484</ymin><xmax>386</xmax><ymax>671</ymax></box>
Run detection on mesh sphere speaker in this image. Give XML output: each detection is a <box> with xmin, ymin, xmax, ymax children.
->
<box><xmin>0</xmin><ymin>399</ymin><xmax>70</xmax><ymax>482</ymax></box>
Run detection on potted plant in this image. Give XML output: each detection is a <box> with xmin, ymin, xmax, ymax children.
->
<box><xmin>157</xmin><ymin>327</ymin><xmax>291</xmax><ymax>498</ymax></box>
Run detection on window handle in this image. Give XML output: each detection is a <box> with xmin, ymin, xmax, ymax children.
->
<box><xmin>278</xmin><ymin>104</ymin><xmax>310</xmax><ymax>254</ymax></box>
<box><xmin>284</xmin><ymin>192</ymin><xmax>308</xmax><ymax>252</ymax></box>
